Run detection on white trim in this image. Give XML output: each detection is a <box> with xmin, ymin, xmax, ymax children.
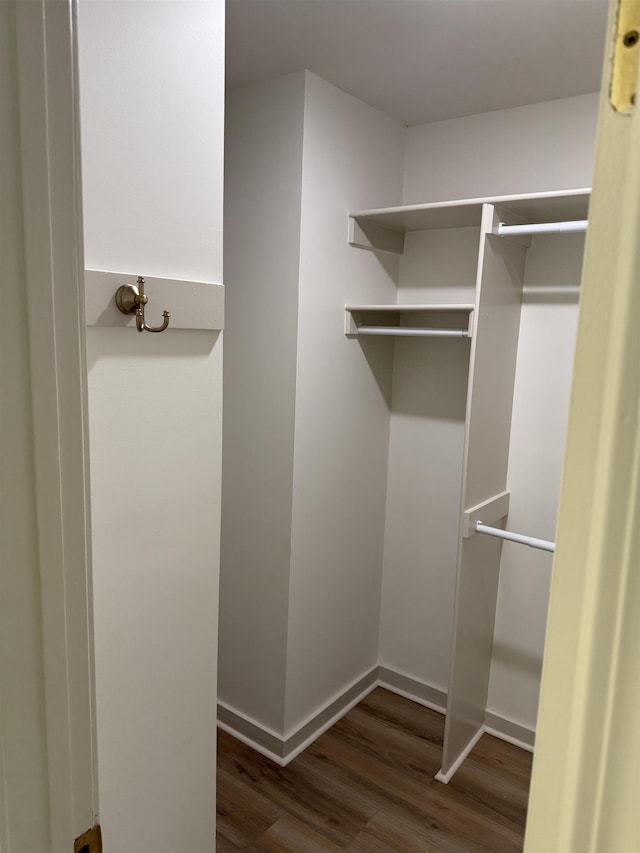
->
<box><xmin>216</xmin><ymin>721</ymin><xmax>286</xmax><ymax>767</ymax></box>
<box><xmin>219</xmin><ymin>665</ymin><xmax>534</xmax><ymax>769</ymax></box>
<box><xmin>379</xmin><ymin>668</ymin><xmax>535</xmax><ymax>751</ymax></box>
<box><xmin>484</xmin><ymin>711</ymin><xmax>535</xmax><ymax>751</ymax></box>
<box><xmin>218</xmin><ymin>668</ymin><xmax>378</xmax><ymax>766</ymax></box>
<box><xmin>217</xmin><ymin>700</ymin><xmax>283</xmax><ymax>742</ymax></box>
<box><xmin>377</xmin><ymin>666</ymin><xmax>447</xmax><ymax>714</ymax></box>
<box><xmin>435</xmin><ymin>726</ymin><xmax>485</xmax><ymax>784</ymax></box>
<box><xmin>484</xmin><ymin>726</ymin><xmax>534</xmax><ymax>754</ymax></box>
<box><xmin>217</xmin><ymin>700</ymin><xmax>285</xmax><ymax>761</ymax></box>
<box><xmin>11</xmin><ymin>0</ymin><xmax>97</xmax><ymax>846</ymax></box>
<box><xmin>283</xmin><ymin>666</ymin><xmax>378</xmax><ymax>740</ymax></box>
<box><xmin>282</xmin><ymin>679</ymin><xmax>378</xmax><ymax>765</ymax></box>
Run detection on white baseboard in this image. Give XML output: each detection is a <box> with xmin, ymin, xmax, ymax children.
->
<box><xmin>484</xmin><ymin>711</ymin><xmax>535</xmax><ymax>752</ymax></box>
<box><xmin>216</xmin><ymin>719</ymin><xmax>286</xmax><ymax>766</ymax></box>
<box><xmin>217</xmin><ymin>665</ymin><xmax>535</xmax><ymax>766</ymax></box>
<box><xmin>378</xmin><ymin>667</ymin><xmax>535</xmax><ymax>751</ymax></box>
<box><xmin>378</xmin><ymin>665</ymin><xmax>447</xmax><ymax>714</ymax></box>
<box><xmin>218</xmin><ymin>666</ymin><xmax>378</xmax><ymax>766</ymax></box>
<box><xmin>217</xmin><ymin>699</ymin><xmax>287</xmax><ymax>762</ymax></box>
<box><xmin>435</xmin><ymin>726</ymin><xmax>485</xmax><ymax>784</ymax></box>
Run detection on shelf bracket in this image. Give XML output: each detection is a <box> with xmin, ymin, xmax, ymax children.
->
<box><xmin>462</xmin><ymin>491</ymin><xmax>510</xmax><ymax>538</ymax></box>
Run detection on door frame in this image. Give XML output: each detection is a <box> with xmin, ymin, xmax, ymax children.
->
<box><xmin>525</xmin><ymin>0</ymin><xmax>640</xmax><ymax>848</ymax></box>
<box><xmin>1</xmin><ymin>0</ymin><xmax>98</xmax><ymax>848</ymax></box>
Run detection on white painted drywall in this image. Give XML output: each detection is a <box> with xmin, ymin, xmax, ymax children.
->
<box><xmin>403</xmin><ymin>93</ymin><xmax>599</xmax><ymax>203</ymax></box>
<box><xmin>379</xmin><ymin>228</ymin><xmax>478</xmax><ymax>689</ymax></box>
<box><xmin>80</xmin><ymin>0</ymin><xmax>223</xmax><ymax>284</ymax></box>
<box><xmin>78</xmin><ymin>1</ymin><xmax>224</xmax><ymax>850</ymax></box>
<box><xmin>219</xmin><ymin>72</ymin><xmax>306</xmax><ymax>734</ymax></box>
<box><xmin>221</xmin><ymin>71</ymin><xmax>405</xmax><ymax>737</ymax></box>
<box><xmin>382</xmin><ymin>93</ymin><xmax>598</xmax><ymax>731</ymax></box>
<box><xmin>487</xmin><ymin>235</ymin><xmax>583</xmax><ymax>729</ymax></box>
<box><xmin>285</xmin><ymin>72</ymin><xmax>405</xmax><ymax>731</ymax></box>
<box><xmin>221</xmin><ymin>80</ymin><xmax>596</xmax><ymax>744</ymax></box>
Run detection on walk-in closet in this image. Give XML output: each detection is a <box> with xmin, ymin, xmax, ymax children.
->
<box><xmin>218</xmin><ymin>1</ymin><xmax>607</xmax><ymax>847</ymax></box>
<box><xmin>7</xmin><ymin>0</ymin><xmax>637</xmax><ymax>844</ymax></box>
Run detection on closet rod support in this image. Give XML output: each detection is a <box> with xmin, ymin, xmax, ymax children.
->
<box><xmin>356</xmin><ymin>326</ymin><xmax>469</xmax><ymax>338</ymax></box>
<box><xmin>476</xmin><ymin>522</ymin><xmax>555</xmax><ymax>553</ymax></box>
<box><xmin>496</xmin><ymin>220</ymin><xmax>588</xmax><ymax>237</ymax></box>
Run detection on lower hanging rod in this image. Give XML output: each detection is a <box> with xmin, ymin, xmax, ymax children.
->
<box><xmin>497</xmin><ymin>219</ymin><xmax>588</xmax><ymax>237</ymax></box>
<box><xmin>357</xmin><ymin>326</ymin><xmax>469</xmax><ymax>338</ymax></box>
<box><xmin>476</xmin><ymin>521</ymin><xmax>555</xmax><ymax>553</ymax></box>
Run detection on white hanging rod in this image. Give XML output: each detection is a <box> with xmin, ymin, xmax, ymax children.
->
<box><xmin>497</xmin><ymin>219</ymin><xmax>588</xmax><ymax>237</ymax></box>
<box><xmin>357</xmin><ymin>326</ymin><xmax>469</xmax><ymax>338</ymax></box>
<box><xmin>476</xmin><ymin>521</ymin><xmax>555</xmax><ymax>553</ymax></box>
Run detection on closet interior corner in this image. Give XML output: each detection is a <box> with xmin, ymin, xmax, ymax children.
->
<box><xmin>220</xmin><ymin>70</ymin><xmax>592</xmax><ymax>795</ymax></box>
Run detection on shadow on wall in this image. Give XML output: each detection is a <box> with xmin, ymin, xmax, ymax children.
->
<box><xmin>353</xmin><ymin>335</ymin><xmax>471</xmax><ymax>421</ymax></box>
<box><xmin>391</xmin><ymin>337</ymin><xmax>470</xmax><ymax>421</ymax></box>
<box><xmin>523</xmin><ymin>287</ymin><xmax>580</xmax><ymax>305</ymax></box>
<box><xmin>490</xmin><ymin>639</ymin><xmax>544</xmax><ymax>681</ymax></box>
<box><xmin>85</xmin><ymin>328</ymin><xmax>220</xmax><ymax>373</ymax></box>
<box><xmin>357</xmin><ymin>336</ymin><xmax>395</xmax><ymax>409</ymax></box>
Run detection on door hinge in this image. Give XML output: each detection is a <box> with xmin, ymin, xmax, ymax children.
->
<box><xmin>74</xmin><ymin>824</ymin><xmax>102</xmax><ymax>853</ymax></box>
<box><xmin>611</xmin><ymin>0</ymin><xmax>640</xmax><ymax>112</ymax></box>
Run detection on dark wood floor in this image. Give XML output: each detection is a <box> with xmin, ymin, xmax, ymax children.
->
<box><xmin>216</xmin><ymin>688</ymin><xmax>532</xmax><ymax>852</ymax></box>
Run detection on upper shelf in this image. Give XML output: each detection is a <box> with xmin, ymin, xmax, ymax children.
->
<box><xmin>349</xmin><ymin>188</ymin><xmax>591</xmax><ymax>254</ymax></box>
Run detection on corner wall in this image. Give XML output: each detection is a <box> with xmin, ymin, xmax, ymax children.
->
<box><xmin>78</xmin><ymin>2</ymin><xmax>224</xmax><ymax>850</ymax></box>
<box><xmin>220</xmin><ymin>72</ymin><xmax>406</xmax><ymax>740</ymax></box>
<box><xmin>286</xmin><ymin>72</ymin><xmax>405</xmax><ymax>731</ymax></box>
<box><xmin>219</xmin><ymin>72</ymin><xmax>306</xmax><ymax>734</ymax></box>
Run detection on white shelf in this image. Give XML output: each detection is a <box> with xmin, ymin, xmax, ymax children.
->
<box><xmin>345</xmin><ymin>303</ymin><xmax>475</xmax><ymax>338</ymax></box>
<box><xmin>345</xmin><ymin>303</ymin><xmax>475</xmax><ymax>312</ymax></box>
<box><xmin>349</xmin><ymin>188</ymin><xmax>591</xmax><ymax>254</ymax></box>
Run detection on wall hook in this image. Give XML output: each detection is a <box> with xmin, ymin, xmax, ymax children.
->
<box><xmin>114</xmin><ymin>276</ymin><xmax>170</xmax><ymax>333</ymax></box>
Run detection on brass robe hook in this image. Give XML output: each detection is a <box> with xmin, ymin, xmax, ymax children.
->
<box><xmin>114</xmin><ymin>276</ymin><xmax>170</xmax><ymax>333</ymax></box>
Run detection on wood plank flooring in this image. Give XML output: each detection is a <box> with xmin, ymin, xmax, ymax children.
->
<box><xmin>217</xmin><ymin>688</ymin><xmax>532</xmax><ymax>852</ymax></box>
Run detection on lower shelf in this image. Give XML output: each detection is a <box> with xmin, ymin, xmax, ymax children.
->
<box><xmin>345</xmin><ymin>303</ymin><xmax>475</xmax><ymax>338</ymax></box>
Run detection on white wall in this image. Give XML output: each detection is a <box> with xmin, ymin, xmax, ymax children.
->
<box><xmin>389</xmin><ymin>93</ymin><xmax>598</xmax><ymax>730</ymax></box>
<box><xmin>487</xmin><ymin>235</ymin><xmax>583</xmax><ymax>728</ymax></box>
<box><xmin>220</xmin><ymin>72</ymin><xmax>306</xmax><ymax>734</ymax></box>
<box><xmin>379</xmin><ymin>228</ymin><xmax>478</xmax><ymax>689</ymax></box>
<box><xmin>221</xmin><ymin>72</ymin><xmax>406</xmax><ymax>737</ymax></box>
<box><xmin>286</xmin><ymin>72</ymin><xmax>405</xmax><ymax>730</ymax></box>
<box><xmin>222</xmin><ymin>81</ymin><xmax>597</xmax><ymax>746</ymax></box>
<box><xmin>403</xmin><ymin>93</ymin><xmax>599</xmax><ymax>203</ymax></box>
<box><xmin>78</xmin><ymin>2</ymin><xmax>224</xmax><ymax>850</ymax></box>
<box><xmin>80</xmin><ymin>0</ymin><xmax>223</xmax><ymax>283</ymax></box>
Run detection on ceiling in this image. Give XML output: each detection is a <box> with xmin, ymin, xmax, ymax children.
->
<box><xmin>226</xmin><ymin>0</ymin><xmax>610</xmax><ymax>126</ymax></box>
